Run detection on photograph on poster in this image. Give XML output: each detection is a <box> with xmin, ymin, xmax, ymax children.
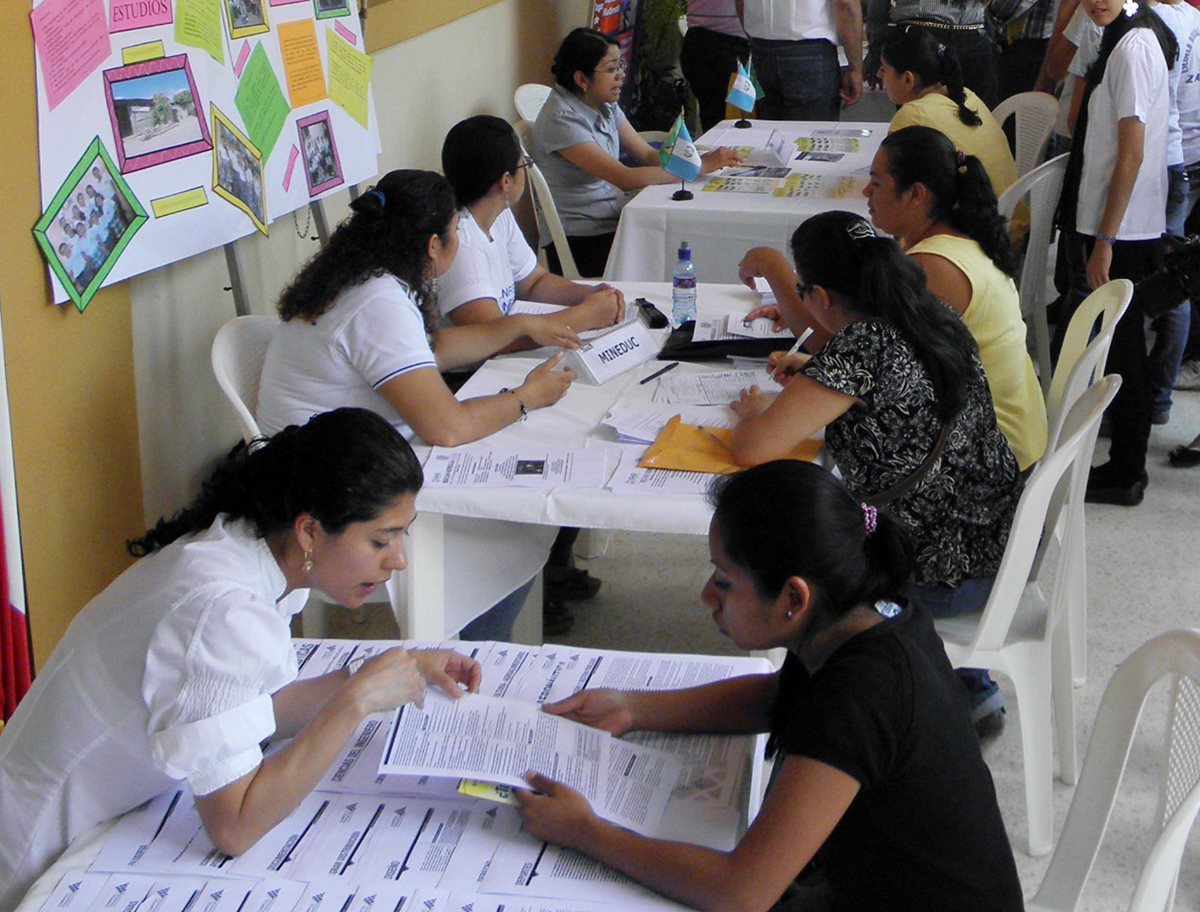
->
<box><xmin>297</xmin><ymin>111</ymin><xmax>343</xmax><ymax>194</ymax></box>
<box><xmin>32</xmin><ymin>137</ymin><xmax>148</xmax><ymax>312</ymax></box>
<box><xmin>314</xmin><ymin>0</ymin><xmax>351</xmax><ymax>18</ymax></box>
<box><xmin>211</xmin><ymin>106</ymin><xmax>268</xmax><ymax>234</ymax></box>
<box><xmin>225</xmin><ymin>0</ymin><xmax>270</xmax><ymax>38</ymax></box>
<box><xmin>103</xmin><ymin>54</ymin><xmax>211</xmax><ymax>174</ymax></box>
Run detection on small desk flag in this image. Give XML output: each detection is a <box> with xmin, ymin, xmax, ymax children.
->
<box><xmin>660</xmin><ymin>115</ymin><xmax>702</xmax><ymax>182</ymax></box>
<box><xmin>727</xmin><ymin>60</ymin><xmax>756</xmax><ymax>112</ymax></box>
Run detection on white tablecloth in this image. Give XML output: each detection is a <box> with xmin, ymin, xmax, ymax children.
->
<box><xmin>401</xmin><ymin>282</ymin><xmax>770</xmax><ymax>640</ymax></box>
<box><xmin>605</xmin><ymin>120</ymin><xmax>885</xmax><ymax>283</ymax></box>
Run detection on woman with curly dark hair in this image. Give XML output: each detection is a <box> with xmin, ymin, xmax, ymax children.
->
<box><xmin>257</xmin><ymin>169</ymin><xmax>575</xmax><ymax>641</ymax></box>
<box><xmin>0</xmin><ymin>409</ymin><xmax>481</xmax><ymax>911</ymax></box>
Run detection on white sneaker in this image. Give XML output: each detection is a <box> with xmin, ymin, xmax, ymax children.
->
<box><xmin>1175</xmin><ymin>359</ymin><xmax>1200</xmax><ymax>390</ymax></box>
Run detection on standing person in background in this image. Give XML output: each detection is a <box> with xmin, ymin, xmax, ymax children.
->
<box><xmin>736</xmin><ymin>0</ymin><xmax>864</xmax><ymax>121</ymax></box>
<box><xmin>992</xmin><ymin>0</ymin><xmax>1063</xmax><ymax>101</ymax></box>
<box><xmin>866</xmin><ymin>0</ymin><xmax>1000</xmax><ymax>107</ymax></box>
<box><xmin>682</xmin><ymin>0</ymin><xmax>750</xmax><ymax>134</ymax></box>
<box><xmin>531</xmin><ymin>28</ymin><xmax>740</xmax><ymax>278</ymax></box>
<box><xmin>1057</xmin><ymin>0</ymin><xmax>1175</xmax><ymax>506</ymax></box>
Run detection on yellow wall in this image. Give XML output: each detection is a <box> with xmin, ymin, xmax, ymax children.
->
<box><xmin>0</xmin><ymin>6</ymin><xmax>146</xmax><ymax>668</ymax></box>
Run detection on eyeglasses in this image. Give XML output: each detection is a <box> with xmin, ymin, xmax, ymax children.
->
<box><xmin>511</xmin><ymin>154</ymin><xmax>534</xmax><ymax>174</ymax></box>
<box><xmin>595</xmin><ymin>59</ymin><xmax>628</xmax><ymax>76</ymax></box>
<box><xmin>795</xmin><ymin>282</ymin><xmax>814</xmax><ymax>299</ymax></box>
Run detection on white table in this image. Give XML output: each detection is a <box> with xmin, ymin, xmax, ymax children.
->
<box><xmin>605</xmin><ymin>120</ymin><xmax>885</xmax><ymax>283</ymax></box>
<box><xmin>401</xmin><ymin>282</ymin><xmax>773</xmax><ymax>641</ymax></box>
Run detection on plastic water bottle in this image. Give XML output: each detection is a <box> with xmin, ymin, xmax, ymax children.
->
<box><xmin>671</xmin><ymin>240</ymin><xmax>697</xmax><ymax>327</ymax></box>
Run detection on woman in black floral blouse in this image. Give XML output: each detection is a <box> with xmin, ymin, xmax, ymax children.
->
<box><xmin>729</xmin><ymin>210</ymin><xmax>1023</xmax><ymax>734</ymax></box>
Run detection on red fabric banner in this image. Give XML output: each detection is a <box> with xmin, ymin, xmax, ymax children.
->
<box><xmin>0</xmin><ymin>512</ymin><xmax>31</xmax><ymax>722</ymax></box>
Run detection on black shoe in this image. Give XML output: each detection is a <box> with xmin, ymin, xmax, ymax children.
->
<box><xmin>1085</xmin><ymin>465</ymin><xmax>1148</xmax><ymax>506</ymax></box>
<box><xmin>545</xmin><ymin>566</ymin><xmax>602</xmax><ymax>602</ymax></box>
<box><xmin>974</xmin><ymin>707</ymin><xmax>1006</xmax><ymax>740</ymax></box>
<box><xmin>542</xmin><ymin>598</ymin><xmax>574</xmax><ymax>636</ymax></box>
<box><xmin>1169</xmin><ymin>444</ymin><xmax>1200</xmax><ymax>467</ymax></box>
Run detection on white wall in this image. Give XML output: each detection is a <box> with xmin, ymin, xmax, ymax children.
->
<box><xmin>131</xmin><ymin>0</ymin><xmax>589</xmax><ymax>523</ymax></box>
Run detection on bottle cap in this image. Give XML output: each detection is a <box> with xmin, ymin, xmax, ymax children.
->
<box><xmin>678</xmin><ymin>240</ymin><xmax>692</xmax><ymax>260</ymax></box>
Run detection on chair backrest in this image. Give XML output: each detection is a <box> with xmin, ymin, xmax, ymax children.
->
<box><xmin>1046</xmin><ymin>278</ymin><xmax>1133</xmax><ymax>449</ymax></box>
<box><xmin>211</xmin><ymin>315</ymin><xmax>277</xmax><ymax>445</ymax></box>
<box><xmin>992</xmin><ymin>91</ymin><xmax>1059</xmax><ymax>177</ymax></box>
<box><xmin>514</xmin><ymin>83</ymin><xmax>552</xmax><ymax>122</ymax></box>
<box><xmin>997</xmin><ymin>153</ymin><xmax>1068</xmax><ymax>393</ymax></box>
<box><xmin>513</xmin><ymin>119</ymin><xmax>590</xmax><ymax>280</ymax></box>
<box><xmin>1027</xmin><ymin>628</ymin><xmax>1200</xmax><ymax>912</ymax></box>
<box><xmin>968</xmin><ymin>376</ymin><xmax>1120</xmax><ymax>655</ymax></box>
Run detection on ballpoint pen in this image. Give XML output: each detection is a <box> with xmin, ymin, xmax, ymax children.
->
<box><xmin>769</xmin><ymin>328</ymin><xmax>814</xmax><ymax>382</ymax></box>
<box><xmin>640</xmin><ymin>361</ymin><xmax>679</xmax><ymax>385</ymax></box>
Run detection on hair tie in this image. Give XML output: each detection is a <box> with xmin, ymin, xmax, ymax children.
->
<box><xmin>846</xmin><ymin>219</ymin><xmax>876</xmax><ymax>241</ymax></box>
<box><xmin>1122</xmin><ymin>0</ymin><xmax>1139</xmax><ymax>14</ymax></box>
<box><xmin>955</xmin><ymin>149</ymin><xmax>968</xmax><ymax>174</ymax></box>
<box><xmin>861</xmin><ymin>503</ymin><xmax>878</xmax><ymax>537</ymax></box>
<box><xmin>367</xmin><ymin>189</ymin><xmax>386</xmax><ymax>209</ymax></box>
<box><xmin>936</xmin><ymin>42</ymin><xmax>947</xmax><ymax>59</ymax></box>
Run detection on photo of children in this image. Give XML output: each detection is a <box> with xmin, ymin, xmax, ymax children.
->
<box><xmin>314</xmin><ymin>0</ymin><xmax>351</xmax><ymax>17</ymax></box>
<box><xmin>226</xmin><ymin>0</ymin><xmax>266</xmax><ymax>30</ymax></box>
<box><xmin>42</xmin><ymin>160</ymin><xmax>137</xmax><ymax>296</ymax></box>
<box><xmin>212</xmin><ymin>110</ymin><xmax>266</xmax><ymax>232</ymax></box>
<box><xmin>298</xmin><ymin>112</ymin><xmax>342</xmax><ymax>194</ymax></box>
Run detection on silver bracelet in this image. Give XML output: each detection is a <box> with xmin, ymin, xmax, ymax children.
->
<box><xmin>500</xmin><ymin>387</ymin><xmax>529</xmax><ymax>421</ymax></box>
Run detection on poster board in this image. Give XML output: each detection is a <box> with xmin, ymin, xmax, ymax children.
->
<box><xmin>361</xmin><ymin>0</ymin><xmax>501</xmax><ymax>54</ymax></box>
<box><xmin>30</xmin><ymin>0</ymin><xmax>381</xmax><ymax>311</ymax></box>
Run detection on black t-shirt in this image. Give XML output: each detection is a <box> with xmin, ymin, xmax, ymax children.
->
<box><xmin>770</xmin><ymin>604</ymin><xmax>1023</xmax><ymax>912</ymax></box>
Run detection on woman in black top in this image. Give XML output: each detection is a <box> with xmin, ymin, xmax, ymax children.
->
<box><xmin>516</xmin><ymin>461</ymin><xmax>1023</xmax><ymax>912</ymax></box>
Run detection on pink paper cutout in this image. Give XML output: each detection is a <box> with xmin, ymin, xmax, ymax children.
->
<box><xmin>31</xmin><ymin>0</ymin><xmax>112</xmax><ymax>111</ymax></box>
<box><xmin>333</xmin><ymin>21</ymin><xmax>356</xmax><ymax>45</ymax></box>
<box><xmin>283</xmin><ymin>144</ymin><xmax>300</xmax><ymax>191</ymax></box>
<box><xmin>234</xmin><ymin>41</ymin><xmax>251</xmax><ymax>77</ymax></box>
<box><xmin>109</xmin><ymin>0</ymin><xmax>173</xmax><ymax>33</ymax></box>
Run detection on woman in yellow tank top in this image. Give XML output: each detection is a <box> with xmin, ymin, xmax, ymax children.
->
<box><xmin>864</xmin><ymin>126</ymin><xmax>1046</xmax><ymax>470</ymax></box>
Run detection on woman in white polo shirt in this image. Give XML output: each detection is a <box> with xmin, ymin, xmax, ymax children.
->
<box><xmin>531</xmin><ymin>27</ymin><xmax>740</xmax><ymax>277</ymax></box>
<box><xmin>257</xmin><ymin>170</ymin><xmax>577</xmax><ymax>640</ymax></box>
<box><xmin>1058</xmin><ymin>0</ymin><xmax>1176</xmax><ymax>506</ymax></box>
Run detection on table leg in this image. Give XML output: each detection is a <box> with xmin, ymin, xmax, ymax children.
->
<box><xmin>398</xmin><ymin>511</ymin><xmax>446</xmax><ymax>641</ymax></box>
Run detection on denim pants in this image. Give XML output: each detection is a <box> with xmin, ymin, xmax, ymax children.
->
<box><xmin>910</xmin><ymin>577</ymin><xmax>998</xmax><ymax>707</ymax></box>
<box><xmin>681</xmin><ymin>26</ymin><xmax>750</xmax><ymax>134</ymax></box>
<box><xmin>748</xmin><ymin>38</ymin><xmax>841</xmax><ymax>122</ymax></box>
<box><xmin>459</xmin><ymin>577</ymin><xmax>535</xmax><ymax>642</ymax></box>
<box><xmin>1150</xmin><ymin>163</ymin><xmax>1200</xmax><ymax>415</ymax></box>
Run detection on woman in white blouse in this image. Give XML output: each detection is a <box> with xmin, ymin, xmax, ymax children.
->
<box><xmin>0</xmin><ymin>408</ymin><xmax>481</xmax><ymax>910</ymax></box>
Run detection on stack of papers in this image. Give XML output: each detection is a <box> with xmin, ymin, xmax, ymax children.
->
<box><xmin>601</xmin><ymin>403</ymin><xmax>734</xmax><ymax>445</ymax></box>
<box><xmin>509</xmin><ymin>299</ymin><xmax>639</xmax><ymax>342</ymax></box>
<box><xmin>655</xmin><ymin>369</ymin><xmax>780</xmax><ymax>406</ymax></box>
<box><xmin>423</xmin><ymin>447</ymin><xmax>611</xmax><ymax>488</ymax></box>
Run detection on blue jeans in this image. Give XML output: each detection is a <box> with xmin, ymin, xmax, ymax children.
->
<box><xmin>910</xmin><ymin>577</ymin><xmax>999</xmax><ymax>710</ymax></box>
<box><xmin>1150</xmin><ymin>163</ymin><xmax>1200</xmax><ymax>416</ymax></box>
<box><xmin>459</xmin><ymin>577</ymin><xmax>534</xmax><ymax>642</ymax></box>
<box><xmin>748</xmin><ymin>38</ymin><xmax>841</xmax><ymax>122</ymax></box>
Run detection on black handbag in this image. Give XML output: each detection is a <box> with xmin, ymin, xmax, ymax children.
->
<box><xmin>1134</xmin><ymin>235</ymin><xmax>1200</xmax><ymax>318</ymax></box>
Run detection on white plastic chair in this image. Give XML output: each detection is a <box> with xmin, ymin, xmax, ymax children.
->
<box><xmin>1027</xmin><ymin>629</ymin><xmax>1200</xmax><ymax>912</ymax></box>
<box><xmin>998</xmin><ymin>153</ymin><xmax>1068</xmax><ymax>393</ymax></box>
<box><xmin>934</xmin><ymin>375</ymin><xmax>1121</xmax><ymax>856</ymax></box>
<box><xmin>210</xmin><ymin>315</ymin><xmax>277</xmax><ymax>445</ymax></box>
<box><xmin>514</xmin><ymin>83</ymin><xmax>552</xmax><ymax>122</ymax></box>
<box><xmin>1036</xmin><ymin>280</ymin><xmax>1133</xmax><ymax>689</ymax></box>
<box><xmin>513</xmin><ymin>119</ymin><xmax>597</xmax><ymax>280</ymax></box>
<box><xmin>993</xmin><ymin>91</ymin><xmax>1059</xmax><ymax>177</ymax></box>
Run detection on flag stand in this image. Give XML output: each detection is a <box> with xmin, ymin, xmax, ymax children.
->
<box><xmin>734</xmin><ymin>115</ymin><xmax>752</xmax><ymax>129</ymax></box>
<box><xmin>672</xmin><ymin>180</ymin><xmax>693</xmax><ymax>201</ymax></box>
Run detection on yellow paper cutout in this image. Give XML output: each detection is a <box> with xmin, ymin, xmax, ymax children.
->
<box><xmin>121</xmin><ymin>40</ymin><xmax>166</xmax><ymax>64</ymax></box>
<box><xmin>151</xmin><ymin>186</ymin><xmax>208</xmax><ymax>218</ymax></box>
<box><xmin>326</xmin><ymin>27</ymin><xmax>372</xmax><ymax>129</ymax></box>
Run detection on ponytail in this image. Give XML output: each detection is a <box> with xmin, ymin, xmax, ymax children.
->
<box><xmin>880</xmin><ymin>25</ymin><xmax>981</xmax><ymax>126</ymax></box>
<box><xmin>127</xmin><ymin>408</ymin><xmax>424</xmax><ymax>556</ymax></box>
<box><xmin>791</xmin><ymin>211</ymin><xmax>976</xmax><ymax>423</ymax></box>
<box><xmin>881</xmin><ymin>126</ymin><xmax>1018</xmax><ymax>277</ymax></box>
<box><xmin>709</xmin><ymin>461</ymin><xmax>914</xmax><ymax>621</ymax></box>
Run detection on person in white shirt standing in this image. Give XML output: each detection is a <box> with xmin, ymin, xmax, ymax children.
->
<box><xmin>737</xmin><ymin>0</ymin><xmax>863</xmax><ymax>120</ymax></box>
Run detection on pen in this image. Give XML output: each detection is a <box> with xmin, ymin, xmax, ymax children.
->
<box><xmin>640</xmin><ymin>361</ymin><xmax>679</xmax><ymax>385</ymax></box>
<box><xmin>769</xmin><ymin>328</ymin><xmax>814</xmax><ymax>382</ymax></box>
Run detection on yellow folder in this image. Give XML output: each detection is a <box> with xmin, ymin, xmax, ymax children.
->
<box><xmin>638</xmin><ymin>415</ymin><xmax>821</xmax><ymax>474</ymax></box>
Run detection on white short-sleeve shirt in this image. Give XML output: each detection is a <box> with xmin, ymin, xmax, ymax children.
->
<box><xmin>1057</xmin><ymin>6</ymin><xmax>1103</xmax><ymax>137</ymax></box>
<box><xmin>0</xmin><ymin>516</ymin><xmax>308</xmax><ymax>911</ymax></box>
<box><xmin>257</xmin><ymin>275</ymin><xmax>436</xmax><ymax>440</ymax></box>
<box><xmin>437</xmin><ymin>208</ymin><xmax>538</xmax><ymax>323</ymax></box>
<box><xmin>1076</xmin><ymin>28</ymin><xmax>1171</xmax><ymax>240</ymax></box>
<box><xmin>740</xmin><ymin>0</ymin><xmax>837</xmax><ymax>42</ymax></box>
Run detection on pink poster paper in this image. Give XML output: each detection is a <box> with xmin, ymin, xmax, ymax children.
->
<box><xmin>234</xmin><ymin>42</ymin><xmax>251</xmax><ymax>77</ymax></box>
<box><xmin>283</xmin><ymin>144</ymin><xmax>300</xmax><ymax>191</ymax></box>
<box><xmin>109</xmin><ymin>0</ymin><xmax>173</xmax><ymax>34</ymax></box>
<box><xmin>30</xmin><ymin>0</ymin><xmax>112</xmax><ymax>111</ymax></box>
<box><xmin>333</xmin><ymin>20</ymin><xmax>356</xmax><ymax>45</ymax></box>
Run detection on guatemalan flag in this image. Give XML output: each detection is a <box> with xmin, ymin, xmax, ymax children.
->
<box><xmin>727</xmin><ymin>60</ymin><xmax>757</xmax><ymax>113</ymax></box>
<box><xmin>659</xmin><ymin>115</ymin><xmax>702</xmax><ymax>182</ymax></box>
<box><xmin>0</xmin><ymin>305</ymin><xmax>29</xmax><ymax>726</ymax></box>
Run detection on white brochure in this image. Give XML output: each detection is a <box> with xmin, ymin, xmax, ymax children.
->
<box><xmin>423</xmin><ymin>448</ymin><xmax>610</xmax><ymax>489</ymax></box>
<box><xmin>654</xmin><ymin>369</ymin><xmax>779</xmax><ymax>405</ymax></box>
